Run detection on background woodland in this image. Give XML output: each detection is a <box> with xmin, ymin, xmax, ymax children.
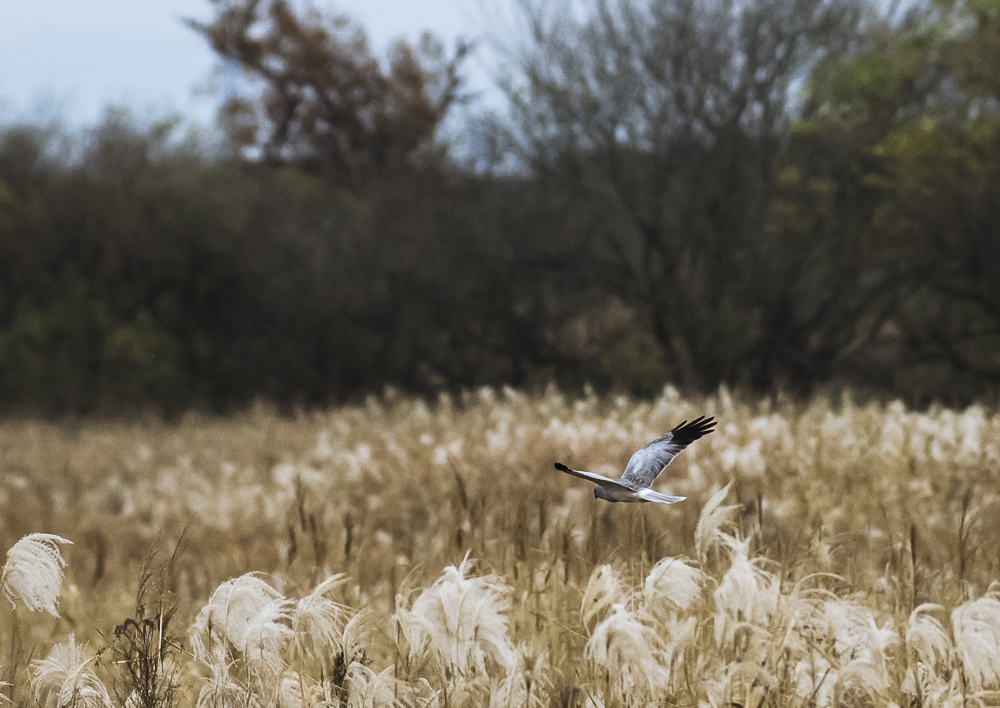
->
<box><xmin>2</xmin><ymin>0</ymin><xmax>999</xmax><ymax>414</ymax></box>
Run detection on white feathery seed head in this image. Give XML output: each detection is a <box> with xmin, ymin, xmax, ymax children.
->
<box><xmin>341</xmin><ymin>663</ymin><xmax>411</xmax><ymax>708</ymax></box>
<box><xmin>821</xmin><ymin>598</ymin><xmax>899</xmax><ymax>692</ymax></box>
<box><xmin>195</xmin><ymin>662</ymin><xmax>259</xmax><ymax>708</ymax></box>
<box><xmin>275</xmin><ymin>671</ymin><xmax>318</xmax><ymax>708</ymax></box>
<box><xmin>31</xmin><ymin>635</ymin><xmax>112</xmax><ymax>708</ymax></box>
<box><xmin>951</xmin><ymin>593</ymin><xmax>1000</xmax><ymax>691</ymax></box>
<box><xmin>661</xmin><ymin>615</ymin><xmax>698</xmax><ymax>667</ymax></box>
<box><xmin>778</xmin><ymin>582</ymin><xmax>835</xmax><ymax>658</ymax></box>
<box><xmin>342</xmin><ymin>608</ymin><xmax>378</xmax><ymax>662</ymax></box>
<box><xmin>713</xmin><ymin>536</ymin><xmax>778</xmax><ymax>651</ymax></box>
<box><xmin>403</xmin><ymin>555</ymin><xmax>515</xmax><ymax>680</ymax></box>
<box><xmin>714</xmin><ymin>537</ymin><xmax>775</xmax><ymax>616</ymax></box>
<box><xmin>695</xmin><ymin>482</ymin><xmax>737</xmax><ymax>563</ymax></box>
<box><xmin>581</xmin><ymin>564</ymin><xmax>626</xmax><ymax>631</ymax></box>
<box><xmin>722</xmin><ymin>661</ymin><xmax>775</xmax><ymax>708</ymax></box>
<box><xmin>3</xmin><ymin>533</ymin><xmax>72</xmax><ymax>617</ymax></box>
<box><xmin>344</xmin><ymin>662</ymin><xmax>379</xmax><ymax>707</ymax></box>
<box><xmin>901</xmin><ymin>664</ymin><xmax>952</xmax><ymax>706</ymax></box>
<box><xmin>290</xmin><ymin>573</ymin><xmax>351</xmax><ymax>664</ymax></box>
<box><xmin>240</xmin><ymin>596</ymin><xmax>294</xmax><ymax>681</ymax></box>
<box><xmin>190</xmin><ymin>573</ymin><xmax>284</xmax><ymax>663</ymax></box>
<box><xmin>793</xmin><ymin>655</ymin><xmax>835</xmax><ymax>707</ymax></box>
<box><xmin>584</xmin><ymin>604</ymin><xmax>670</xmax><ymax>699</ymax></box>
<box><xmin>489</xmin><ymin>643</ymin><xmax>550</xmax><ymax>708</ymax></box>
<box><xmin>906</xmin><ymin>604</ymin><xmax>951</xmax><ymax>673</ymax></box>
<box><xmin>643</xmin><ymin>557</ymin><xmax>705</xmax><ymax>619</ymax></box>
<box><xmin>833</xmin><ymin>659</ymin><xmax>891</xmax><ymax>706</ymax></box>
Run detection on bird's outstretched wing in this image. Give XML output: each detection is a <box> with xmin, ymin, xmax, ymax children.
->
<box><xmin>620</xmin><ymin>416</ymin><xmax>716</xmax><ymax>489</ymax></box>
<box><xmin>553</xmin><ymin>462</ymin><xmax>636</xmax><ymax>492</ymax></box>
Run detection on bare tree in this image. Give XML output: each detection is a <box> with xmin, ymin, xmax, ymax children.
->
<box><xmin>187</xmin><ymin>0</ymin><xmax>468</xmax><ymax>188</ymax></box>
<box><xmin>498</xmin><ymin>0</ymin><xmax>867</xmax><ymax>391</ymax></box>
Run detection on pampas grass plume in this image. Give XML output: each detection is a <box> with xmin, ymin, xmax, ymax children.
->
<box><xmin>584</xmin><ymin>605</ymin><xmax>669</xmax><ymax>699</ymax></box>
<box><xmin>490</xmin><ymin>644</ymin><xmax>550</xmax><ymax>708</ymax></box>
<box><xmin>190</xmin><ymin>573</ymin><xmax>284</xmax><ymax>663</ymax></box>
<box><xmin>951</xmin><ymin>593</ymin><xmax>1000</xmax><ymax>691</ymax></box>
<box><xmin>834</xmin><ymin>660</ymin><xmax>890</xmax><ymax>706</ymax></box>
<box><xmin>405</xmin><ymin>554</ymin><xmax>515</xmax><ymax>680</ymax></box>
<box><xmin>195</xmin><ymin>664</ymin><xmax>258</xmax><ymax>708</ymax></box>
<box><xmin>31</xmin><ymin>635</ymin><xmax>112</xmax><ymax>708</ymax></box>
<box><xmin>240</xmin><ymin>596</ymin><xmax>294</xmax><ymax>682</ymax></box>
<box><xmin>905</xmin><ymin>604</ymin><xmax>951</xmax><ymax>673</ymax></box>
<box><xmin>695</xmin><ymin>482</ymin><xmax>737</xmax><ymax>564</ymax></box>
<box><xmin>581</xmin><ymin>564</ymin><xmax>625</xmax><ymax>631</ymax></box>
<box><xmin>643</xmin><ymin>557</ymin><xmax>705</xmax><ymax>618</ymax></box>
<box><xmin>291</xmin><ymin>574</ymin><xmax>351</xmax><ymax>663</ymax></box>
<box><xmin>2</xmin><ymin>533</ymin><xmax>72</xmax><ymax>617</ymax></box>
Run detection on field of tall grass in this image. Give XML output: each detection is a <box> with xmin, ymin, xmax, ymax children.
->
<box><xmin>2</xmin><ymin>386</ymin><xmax>1000</xmax><ymax>707</ymax></box>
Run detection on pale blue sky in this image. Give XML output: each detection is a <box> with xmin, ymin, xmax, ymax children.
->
<box><xmin>0</xmin><ymin>0</ymin><xmax>499</xmax><ymax>127</ymax></box>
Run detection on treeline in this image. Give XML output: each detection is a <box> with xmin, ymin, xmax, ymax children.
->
<box><xmin>1</xmin><ymin>0</ymin><xmax>999</xmax><ymax>415</ymax></box>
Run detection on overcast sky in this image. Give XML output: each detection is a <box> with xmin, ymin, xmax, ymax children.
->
<box><xmin>0</xmin><ymin>0</ymin><xmax>500</xmax><ymax>127</ymax></box>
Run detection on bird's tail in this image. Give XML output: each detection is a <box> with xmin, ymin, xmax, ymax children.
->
<box><xmin>636</xmin><ymin>488</ymin><xmax>686</xmax><ymax>504</ymax></box>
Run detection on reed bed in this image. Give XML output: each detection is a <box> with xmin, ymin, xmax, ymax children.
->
<box><xmin>1</xmin><ymin>386</ymin><xmax>1000</xmax><ymax>706</ymax></box>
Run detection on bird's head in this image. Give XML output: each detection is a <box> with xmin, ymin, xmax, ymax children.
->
<box><xmin>594</xmin><ymin>485</ymin><xmax>608</xmax><ymax>501</ymax></box>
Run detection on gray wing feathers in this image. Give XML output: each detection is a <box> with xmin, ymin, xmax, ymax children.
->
<box><xmin>553</xmin><ymin>462</ymin><xmax>636</xmax><ymax>492</ymax></box>
<box><xmin>620</xmin><ymin>416</ymin><xmax>716</xmax><ymax>488</ymax></box>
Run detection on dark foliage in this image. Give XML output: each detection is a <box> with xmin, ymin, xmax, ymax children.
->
<box><xmin>0</xmin><ymin>0</ymin><xmax>999</xmax><ymax>414</ymax></box>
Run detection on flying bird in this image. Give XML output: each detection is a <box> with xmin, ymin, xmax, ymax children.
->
<box><xmin>554</xmin><ymin>416</ymin><xmax>716</xmax><ymax>504</ymax></box>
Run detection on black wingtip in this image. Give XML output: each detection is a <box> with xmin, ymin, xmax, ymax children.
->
<box><xmin>670</xmin><ymin>415</ymin><xmax>717</xmax><ymax>443</ymax></box>
<box><xmin>554</xmin><ymin>462</ymin><xmax>570</xmax><ymax>472</ymax></box>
